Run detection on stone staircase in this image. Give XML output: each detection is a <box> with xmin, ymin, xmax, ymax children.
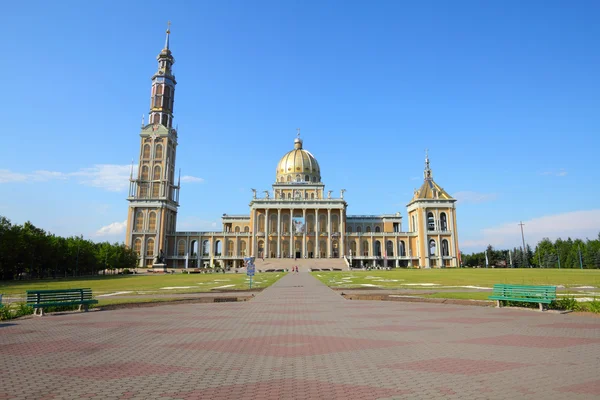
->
<box><xmin>254</xmin><ymin>258</ymin><xmax>348</xmax><ymax>272</ymax></box>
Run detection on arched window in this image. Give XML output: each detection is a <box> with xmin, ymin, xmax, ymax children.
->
<box><xmin>362</xmin><ymin>241</ymin><xmax>369</xmax><ymax>257</ymax></box>
<box><xmin>312</xmin><ymin>176</ymin><xmax>317</xmax><ymax>182</ymax></box>
<box><xmin>214</xmin><ymin>240</ymin><xmax>222</xmax><ymax>256</ymax></box>
<box><xmin>153</xmin><ymin>165</ymin><xmax>161</xmax><ymax>180</ymax></box>
<box><xmin>296</xmin><ymin>174</ymin><xmax>301</xmax><ymax>182</ymax></box>
<box><xmin>311</xmin><ymin>193</ymin><xmax>315</xmax><ymax>199</ymax></box>
<box><xmin>375</xmin><ymin>226</ymin><xmax>381</xmax><ymax>233</ymax></box>
<box><xmin>143</xmin><ymin>144</ymin><xmax>150</xmax><ymax>159</ymax></box>
<box><xmin>155</xmin><ymin>144</ymin><xmax>163</xmax><ymax>159</ymax></box>
<box><xmin>202</xmin><ymin>240</ymin><xmax>210</xmax><ymax>256</ymax></box>
<box><xmin>287</xmin><ymin>193</ymin><xmax>291</xmax><ymax>199</ymax></box>
<box><xmin>307</xmin><ymin>214</ymin><xmax>315</xmax><ymax>233</ymax></box>
<box><xmin>240</xmin><ymin>240</ymin><xmax>247</xmax><ymax>256</ymax></box>
<box><xmin>134</xmin><ymin>238</ymin><xmax>142</xmax><ymax>256</ymax></box>
<box><xmin>152</xmin><ymin>182</ymin><xmax>160</xmax><ymax>198</ymax></box>
<box><xmin>350</xmin><ymin>241</ymin><xmax>357</xmax><ymax>255</ymax></box>
<box><xmin>287</xmin><ymin>176</ymin><xmax>291</xmax><ymax>182</ymax></box>
<box><xmin>440</xmin><ymin>213</ymin><xmax>448</xmax><ymax>231</ymax></box>
<box><xmin>366</xmin><ymin>226</ymin><xmax>372</xmax><ymax>233</ymax></box>
<box><xmin>331</xmin><ymin>214</ymin><xmax>339</xmax><ymax>233</ymax></box>
<box><xmin>386</xmin><ymin>240</ymin><xmax>394</xmax><ymax>257</ymax></box>
<box><xmin>319</xmin><ymin>215</ymin><xmax>327</xmax><ymax>232</ymax></box>
<box><xmin>305</xmin><ymin>175</ymin><xmax>309</xmax><ymax>182</ymax></box>
<box><xmin>235</xmin><ymin>226</ymin><xmax>240</xmax><ymax>233</ymax></box>
<box><xmin>227</xmin><ymin>240</ymin><xmax>234</xmax><ymax>256</ymax></box>
<box><xmin>135</xmin><ymin>212</ymin><xmax>144</xmax><ymax>231</ymax></box>
<box><xmin>429</xmin><ymin>239</ymin><xmax>437</xmax><ymax>256</ymax></box>
<box><xmin>356</xmin><ymin>226</ymin><xmax>362</xmax><ymax>233</ymax></box>
<box><xmin>244</xmin><ymin>226</ymin><xmax>249</xmax><ymax>233</ymax></box>
<box><xmin>427</xmin><ymin>212</ymin><xmax>435</xmax><ymax>231</ymax></box>
<box><xmin>442</xmin><ymin>239</ymin><xmax>449</xmax><ymax>256</ymax></box>
<box><xmin>190</xmin><ymin>240</ymin><xmax>198</xmax><ymax>256</ymax></box>
<box><xmin>375</xmin><ymin>240</ymin><xmax>382</xmax><ymax>257</ymax></box>
<box><xmin>141</xmin><ymin>166</ymin><xmax>149</xmax><ymax>180</ymax></box>
<box><xmin>161</xmin><ymin>114</ymin><xmax>168</xmax><ymax>126</ymax></box>
<box><xmin>258</xmin><ymin>214</ymin><xmax>265</xmax><ymax>232</ymax></box>
<box><xmin>399</xmin><ymin>240</ymin><xmax>406</xmax><ymax>257</ymax></box>
<box><xmin>412</xmin><ymin>215</ymin><xmax>416</xmax><ymax>231</ymax></box>
<box><xmin>177</xmin><ymin>240</ymin><xmax>185</xmax><ymax>256</ymax></box>
<box><xmin>146</xmin><ymin>238</ymin><xmax>155</xmax><ymax>257</ymax></box>
<box><xmin>148</xmin><ymin>211</ymin><xmax>157</xmax><ymax>231</ymax></box>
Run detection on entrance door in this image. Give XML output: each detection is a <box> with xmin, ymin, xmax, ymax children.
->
<box><xmin>295</xmin><ymin>251</ymin><xmax>301</xmax><ymax>259</ymax></box>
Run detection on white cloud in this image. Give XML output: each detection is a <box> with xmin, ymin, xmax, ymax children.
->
<box><xmin>541</xmin><ymin>169</ymin><xmax>568</xmax><ymax>177</ymax></box>
<box><xmin>453</xmin><ymin>191</ymin><xmax>497</xmax><ymax>204</ymax></box>
<box><xmin>0</xmin><ymin>164</ymin><xmax>140</xmax><ymax>192</ymax></box>
<box><xmin>70</xmin><ymin>164</ymin><xmax>134</xmax><ymax>192</ymax></box>
<box><xmin>95</xmin><ymin>220</ymin><xmax>127</xmax><ymax>237</ymax></box>
<box><xmin>461</xmin><ymin>209</ymin><xmax>600</xmax><ymax>251</ymax></box>
<box><xmin>180</xmin><ymin>175</ymin><xmax>204</xmax><ymax>183</ymax></box>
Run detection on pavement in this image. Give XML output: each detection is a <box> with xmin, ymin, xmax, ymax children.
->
<box><xmin>1</xmin><ymin>272</ymin><xmax>599</xmax><ymax>400</ymax></box>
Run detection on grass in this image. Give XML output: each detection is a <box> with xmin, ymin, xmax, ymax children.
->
<box><xmin>312</xmin><ymin>269</ymin><xmax>600</xmax><ymax>289</ymax></box>
<box><xmin>0</xmin><ymin>272</ymin><xmax>286</xmax><ymax>300</ymax></box>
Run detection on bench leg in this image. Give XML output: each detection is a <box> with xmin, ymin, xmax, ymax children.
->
<box><xmin>539</xmin><ymin>303</ymin><xmax>543</xmax><ymax>311</ymax></box>
<box><xmin>34</xmin><ymin>307</ymin><xmax>44</xmax><ymax>317</ymax></box>
<box><xmin>78</xmin><ymin>304</ymin><xmax>82</xmax><ymax>312</ymax></box>
<box><xmin>496</xmin><ymin>300</ymin><xmax>501</xmax><ymax>308</ymax></box>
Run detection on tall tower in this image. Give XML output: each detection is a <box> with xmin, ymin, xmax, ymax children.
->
<box><xmin>125</xmin><ymin>24</ymin><xmax>180</xmax><ymax>267</ymax></box>
<box><xmin>407</xmin><ymin>151</ymin><xmax>459</xmax><ymax>268</ymax></box>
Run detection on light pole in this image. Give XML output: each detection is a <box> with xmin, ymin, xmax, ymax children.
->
<box><xmin>578</xmin><ymin>245</ymin><xmax>584</xmax><ymax>269</ymax></box>
<box><xmin>519</xmin><ymin>222</ymin><xmax>529</xmax><ymax>268</ymax></box>
<box><xmin>555</xmin><ymin>245</ymin><xmax>561</xmax><ymax>269</ymax></box>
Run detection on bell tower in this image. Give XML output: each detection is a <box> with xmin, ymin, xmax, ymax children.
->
<box><xmin>125</xmin><ymin>24</ymin><xmax>180</xmax><ymax>267</ymax></box>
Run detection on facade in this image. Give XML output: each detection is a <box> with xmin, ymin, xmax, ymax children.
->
<box><xmin>125</xmin><ymin>29</ymin><xmax>460</xmax><ymax>269</ymax></box>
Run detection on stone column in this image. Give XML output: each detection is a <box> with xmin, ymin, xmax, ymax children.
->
<box><xmin>327</xmin><ymin>208</ymin><xmax>332</xmax><ymax>258</ymax></box>
<box><xmin>315</xmin><ymin>210</ymin><xmax>320</xmax><ymax>258</ymax></box>
<box><xmin>302</xmin><ymin>208</ymin><xmax>307</xmax><ymax>257</ymax></box>
<box><xmin>277</xmin><ymin>208</ymin><xmax>281</xmax><ymax>257</ymax></box>
<box><xmin>265</xmin><ymin>208</ymin><xmax>269</xmax><ymax>258</ymax></box>
<box><xmin>340</xmin><ymin>208</ymin><xmax>345</xmax><ymax>258</ymax></box>
<box><xmin>290</xmin><ymin>208</ymin><xmax>294</xmax><ymax>258</ymax></box>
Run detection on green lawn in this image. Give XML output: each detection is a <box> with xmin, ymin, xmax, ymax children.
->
<box><xmin>312</xmin><ymin>269</ymin><xmax>600</xmax><ymax>289</ymax></box>
<box><xmin>0</xmin><ymin>272</ymin><xmax>286</xmax><ymax>299</ymax></box>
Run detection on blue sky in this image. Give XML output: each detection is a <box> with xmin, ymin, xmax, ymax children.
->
<box><xmin>1</xmin><ymin>0</ymin><xmax>599</xmax><ymax>252</ymax></box>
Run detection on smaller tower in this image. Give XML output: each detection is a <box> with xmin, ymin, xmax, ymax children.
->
<box><xmin>407</xmin><ymin>151</ymin><xmax>459</xmax><ymax>268</ymax></box>
<box><xmin>125</xmin><ymin>23</ymin><xmax>180</xmax><ymax>268</ymax></box>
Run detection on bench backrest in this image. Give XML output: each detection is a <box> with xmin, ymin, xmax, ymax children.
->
<box><xmin>26</xmin><ymin>288</ymin><xmax>94</xmax><ymax>304</ymax></box>
<box><xmin>492</xmin><ymin>284</ymin><xmax>556</xmax><ymax>298</ymax></box>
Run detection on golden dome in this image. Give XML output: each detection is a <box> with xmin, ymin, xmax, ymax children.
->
<box><xmin>276</xmin><ymin>137</ymin><xmax>321</xmax><ymax>183</ymax></box>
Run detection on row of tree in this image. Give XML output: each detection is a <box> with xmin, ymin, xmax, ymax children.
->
<box><xmin>0</xmin><ymin>216</ymin><xmax>138</xmax><ymax>280</ymax></box>
<box><xmin>461</xmin><ymin>234</ymin><xmax>600</xmax><ymax>269</ymax></box>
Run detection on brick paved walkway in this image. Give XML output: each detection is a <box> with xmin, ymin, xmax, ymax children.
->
<box><xmin>1</xmin><ymin>272</ymin><xmax>599</xmax><ymax>399</ymax></box>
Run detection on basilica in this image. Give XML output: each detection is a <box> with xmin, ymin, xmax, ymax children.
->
<box><xmin>125</xmin><ymin>28</ymin><xmax>460</xmax><ymax>269</ymax></box>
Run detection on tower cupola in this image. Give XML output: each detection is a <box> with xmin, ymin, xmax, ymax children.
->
<box><xmin>149</xmin><ymin>22</ymin><xmax>177</xmax><ymax>129</ymax></box>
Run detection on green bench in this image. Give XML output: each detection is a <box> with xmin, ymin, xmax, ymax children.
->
<box><xmin>489</xmin><ymin>284</ymin><xmax>556</xmax><ymax>311</ymax></box>
<box><xmin>26</xmin><ymin>289</ymin><xmax>98</xmax><ymax>316</ymax></box>
<box><xmin>0</xmin><ymin>294</ymin><xmax>3</xmax><ymax>309</ymax></box>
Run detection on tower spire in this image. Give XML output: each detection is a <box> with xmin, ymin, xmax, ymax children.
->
<box><xmin>164</xmin><ymin>21</ymin><xmax>171</xmax><ymax>50</ymax></box>
<box><xmin>424</xmin><ymin>149</ymin><xmax>432</xmax><ymax>180</ymax></box>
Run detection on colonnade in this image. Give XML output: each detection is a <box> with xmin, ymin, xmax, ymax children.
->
<box><xmin>251</xmin><ymin>208</ymin><xmax>345</xmax><ymax>258</ymax></box>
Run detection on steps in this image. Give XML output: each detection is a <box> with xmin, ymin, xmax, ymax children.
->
<box><xmin>254</xmin><ymin>258</ymin><xmax>347</xmax><ymax>272</ymax></box>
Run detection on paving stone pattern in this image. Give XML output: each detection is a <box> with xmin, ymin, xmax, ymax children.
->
<box><xmin>1</xmin><ymin>273</ymin><xmax>599</xmax><ymax>399</ymax></box>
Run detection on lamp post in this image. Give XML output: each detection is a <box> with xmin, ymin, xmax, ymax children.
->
<box><xmin>555</xmin><ymin>245</ymin><xmax>561</xmax><ymax>269</ymax></box>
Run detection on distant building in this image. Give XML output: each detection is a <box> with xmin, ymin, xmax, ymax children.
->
<box><xmin>125</xmin><ymin>28</ymin><xmax>460</xmax><ymax>269</ymax></box>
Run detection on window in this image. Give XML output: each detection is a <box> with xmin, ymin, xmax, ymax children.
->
<box><xmin>375</xmin><ymin>241</ymin><xmax>381</xmax><ymax>257</ymax></box>
<box><xmin>240</xmin><ymin>241</ymin><xmax>247</xmax><ymax>256</ymax></box>
<box><xmin>427</xmin><ymin>212</ymin><xmax>435</xmax><ymax>231</ymax></box>
<box><xmin>214</xmin><ymin>240</ymin><xmax>222</xmax><ymax>256</ymax></box>
<box><xmin>135</xmin><ymin>212</ymin><xmax>144</xmax><ymax>231</ymax></box>
<box><xmin>287</xmin><ymin>176</ymin><xmax>291</xmax><ymax>182</ymax></box>
<box><xmin>386</xmin><ymin>240</ymin><xmax>394</xmax><ymax>257</ymax></box>
<box><xmin>143</xmin><ymin>144</ymin><xmax>150</xmax><ymax>159</ymax></box>
<box><xmin>244</xmin><ymin>226</ymin><xmax>249</xmax><ymax>232</ymax></box>
<box><xmin>148</xmin><ymin>212</ymin><xmax>157</xmax><ymax>231</ymax></box>
<box><xmin>375</xmin><ymin>226</ymin><xmax>381</xmax><ymax>232</ymax></box>
<box><xmin>177</xmin><ymin>240</ymin><xmax>185</xmax><ymax>256</ymax></box>
<box><xmin>399</xmin><ymin>240</ymin><xmax>406</xmax><ymax>257</ymax></box>
<box><xmin>152</xmin><ymin>182</ymin><xmax>160</xmax><ymax>197</ymax></box>
<box><xmin>366</xmin><ymin>226</ymin><xmax>371</xmax><ymax>233</ymax></box>
<box><xmin>331</xmin><ymin>215</ymin><xmax>339</xmax><ymax>233</ymax></box>
<box><xmin>311</xmin><ymin>193</ymin><xmax>315</xmax><ymax>199</ymax></box>
<box><xmin>141</xmin><ymin>166</ymin><xmax>149</xmax><ymax>180</ymax></box>
<box><xmin>305</xmin><ymin>175</ymin><xmax>309</xmax><ymax>182</ymax></box>
<box><xmin>153</xmin><ymin>165</ymin><xmax>161</xmax><ymax>180</ymax></box>
<box><xmin>356</xmin><ymin>226</ymin><xmax>362</xmax><ymax>233</ymax></box>
<box><xmin>440</xmin><ymin>213</ymin><xmax>448</xmax><ymax>231</ymax></box>
<box><xmin>347</xmin><ymin>226</ymin><xmax>352</xmax><ymax>233</ymax></box>
<box><xmin>235</xmin><ymin>226</ymin><xmax>240</xmax><ymax>233</ymax></box>
<box><xmin>362</xmin><ymin>241</ymin><xmax>369</xmax><ymax>257</ymax></box>
<box><xmin>146</xmin><ymin>238</ymin><xmax>155</xmax><ymax>257</ymax></box>
<box><xmin>155</xmin><ymin>144</ymin><xmax>163</xmax><ymax>159</ymax></box>
<box><xmin>190</xmin><ymin>240</ymin><xmax>198</xmax><ymax>257</ymax></box>
<box><xmin>429</xmin><ymin>239</ymin><xmax>436</xmax><ymax>256</ymax></box>
<box><xmin>442</xmin><ymin>239</ymin><xmax>449</xmax><ymax>256</ymax></box>
<box><xmin>412</xmin><ymin>215</ymin><xmax>416</xmax><ymax>231</ymax></box>
<box><xmin>350</xmin><ymin>241</ymin><xmax>357</xmax><ymax>255</ymax></box>
<box><xmin>134</xmin><ymin>238</ymin><xmax>142</xmax><ymax>256</ymax></box>
<box><xmin>258</xmin><ymin>215</ymin><xmax>265</xmax><ymax>232</ymax></box>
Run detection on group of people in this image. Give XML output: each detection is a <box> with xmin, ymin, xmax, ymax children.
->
<box><xmin>292</xmin><ymin>265</ymin><xmax>299</xmax><ymax>272</ymax></box>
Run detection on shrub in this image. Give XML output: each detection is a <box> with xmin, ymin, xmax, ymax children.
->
<box><xmin>549</xmin><ymin>296</ymin><xmax>580</xmax><ymax>311</ymax></box>
<box><xmin>14</xmin><ymin>303</ymin><xmax>33</xmax><ymax>318</ymax></box>
<box><xmin>0</xmin><ymin>306</ymin><xmax>12</xmax><ymax>321</ymax></box>
<box><xmin>588</xmin><ymin>298</ymin><xmax>600</xmax><ymax>314</ymax></box>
